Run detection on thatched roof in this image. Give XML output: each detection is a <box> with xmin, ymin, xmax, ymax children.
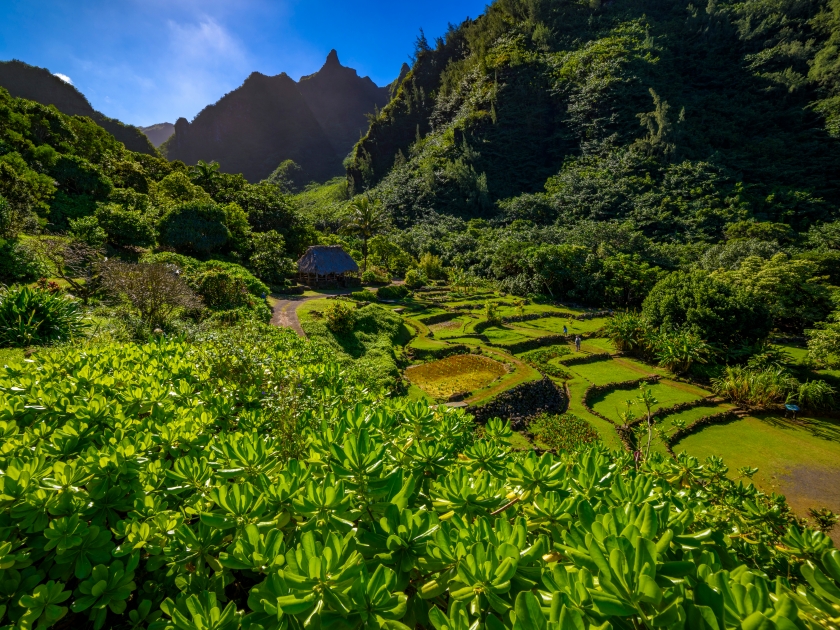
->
<box><xmin>297</xmin><ymin>245</ymin><xmax>359</xmax><ymax>275</ymax></box>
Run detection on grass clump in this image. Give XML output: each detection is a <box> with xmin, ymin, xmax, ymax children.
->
<box><xmin>406</xmin><ymin>354</ymin><xmax>507</xmax><ymax>399</ymax></box>
<box><xmin>529</xmin><ymin>412</ymin><xmax>601</xmax><ymax>452</ymax></box>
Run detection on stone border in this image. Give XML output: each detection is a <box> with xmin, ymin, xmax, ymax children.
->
<box><xmin>420</xmin><ymin>312</ymin><xmax>461</xmax><ymax>325</ymax></box>
<box><xmin>469</xmin><ymin>377</ymin><xmax>567</xmax><ymax>430</ymax></box>
<box><xmin>558</xmin><ymin>352</ymin><xmax>612</xmax><ymax>366</ymax></box>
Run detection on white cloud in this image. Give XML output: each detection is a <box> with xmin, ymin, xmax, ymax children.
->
<box><xmin>53</xmin><ymin>73</ymin><xmax>73</xmax><ymax>85</ymax></box>
<box><xmin>167</xmin><ymin>17</ymin><xmax>246</xmax><ymax>63</ymax></box>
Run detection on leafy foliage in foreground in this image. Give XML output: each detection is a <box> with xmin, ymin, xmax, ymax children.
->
<box><xmin>1</xmin><ymin>336</ymin><xmax>840</xmax><ymax>629</ymax></box>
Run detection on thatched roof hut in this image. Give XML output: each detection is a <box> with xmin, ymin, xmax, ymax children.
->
<box><xmin>297</xmin><ymin>245</ymin><xmax>359</xmax><ymax>288</ymax></box>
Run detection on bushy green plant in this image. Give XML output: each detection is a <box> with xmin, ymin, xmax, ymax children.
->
<box><xmin>604</xmin><ymin>311</ymin><xmax>651</xmax><ymax>353</ymax></box>
<box><xmin>1</xmin><ymin>336</ymin><xmax>840</xmax><ymax>629</ymax></box>
<box><xmin>0</xmin><ymin>238</ymin><xmax>46</xmax><ymax>282</ymax></box>
<box><xmin>404</xmin><ymin>268</ymin><xmax>425</xmax><ymax>289</ymax></box>
<box><xmin>651</xmin><ymin>328</ymin><xmax>710</xmax><ymax>374</ymax></box>
<box><xmin>0</xmin><ymin>284</ymin><xmax>86</xmax><ymax>347</ymax></box>
<box><xmin>361</xmin><ymin>268</ymin><xmax>389</xmax><ymax>284</ymax></box>
<box><xmin>324</xmin><ymin>300</ymin><xmax>356</xmax><ymax>334</ymax></box>
<box><xmin>377</xmin><ymin>284</ymin><xmax>409</xmax><ymax>300</ymax></box>
<box><xmin>484</xmin><ymin>301</ymin><xmax>502</xmax><ymax>326</ymax></box>
<box><xmin>642</xmin><ymin>270</ymin><xmax>772</xmax><ymax>349</ymax></box>
<box><xmin>712</xmin><ymin>365</ymin><xmax>835</xmax><ymax>410</ymax></box>
<box><xmin>418</xmin><ymin>252</ymin><xmax>446</xmax><ymax>280</ymax></box>
<box><xmin>68</xmin><ymin>215</ymin><xmax>107</xmax><ymax>248</ymax></box>
<box><xmin>528</xmin><ymin>412</ymin><xmax>600</xmax><ymax>452</ymax></box>
<box><xmin>193</xmin><ymin>269</ymin><xmax>251</xmax><ymax>310</ymax></box>
<box><xmin>806</xmin><ymin>312</ymin><xmax>840</xmax><ymax>369</ymax></box>
<box><xmin>95</xmin><ymin>202</ymin><xmax>156</xmax><ymax>248</ymax></box>
<box><xmin>248</xmin><ymin>230</ymin><xmax>295</xmax><ymax>286</ymax></box>
<box><xmin>157</xmin><ymin>202</ymin><xmax>230</xmax><ymax>254</ymax></box>
<box><xmin>350</xmin><ymin>289</ymin><xmax>378</xmax><ymax>302</ymax></box>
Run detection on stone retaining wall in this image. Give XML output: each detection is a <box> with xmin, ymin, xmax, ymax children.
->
<box><xmin>469</xmin><ymin>377</ymin><xmax>567</xmax><ymax>430</ymax></box>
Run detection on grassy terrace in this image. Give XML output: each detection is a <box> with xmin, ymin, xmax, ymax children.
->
<box><xmin>290</xmin><ymin>285</ymin><xmax>840</xmax><ymax>531</ymax></box>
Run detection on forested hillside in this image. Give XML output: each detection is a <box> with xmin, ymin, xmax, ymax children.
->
<box><xmin>349</xmin><ymin>0</ymin><xmax>840</xmax><ymax>235</ymax></box>
<box><xmin>0</xmin><ymin>60</ymin><xmax>159</xmax><ymax>156</ymax></box>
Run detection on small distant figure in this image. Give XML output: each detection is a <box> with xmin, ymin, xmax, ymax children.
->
<box><xmin>563</xmin><ymin>325</ymin><xmax>568</xmax><ymax>335</ymax></box>
<box><xmin>575</xmin><ymin>335</ymin><xmax>581</xmax><ymax>352</ymax></box>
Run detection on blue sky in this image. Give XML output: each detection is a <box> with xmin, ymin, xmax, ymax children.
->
<box><xmin>0</xmin><ymin>0</ymin><xmax>489</xmax><ymax>127</ymax></box>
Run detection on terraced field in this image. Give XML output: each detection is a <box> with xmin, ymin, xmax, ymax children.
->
<box><xmin>368</xmin><ymin>286</ymin><xmax>840</xmax><ymax>530</ymax></box>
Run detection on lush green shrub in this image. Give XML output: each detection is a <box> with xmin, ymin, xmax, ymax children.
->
<box><xmin>350</xmin><ymin>289</ymin><xmax>378</xmax><ymax>302</ymax></box>
<box><xmin>712</xmin><ymin>365</ymin><xmax>836</xmax><ymax>410</ymax></box>
<box><xmin>377</xmin><ymin>284</ymin><xmax>409</xmax><ymax>300</ymax></box>
<box><xmin>484</xmin><ymin>301</ymin><xmax>502</xmax><ymax>326</ymax></box>
<box><xmin>604</xmin><ymin>311</ymin><xmax>651</xmax><ymax>353</ymax></box>
<box><xmin>249</xmin><ymin>230</ymin><xmax>295</xmax><ymax>286</ymax></box>
<box><xmin>0</xmin><ymin>238</ymin><xmax>46</xmax><ymax>282</ymax></box>
<box><xmin>417</xmin><ymin>252</ymin><xmax>446</xmax><ymax>280</ymax></box>
<box><xmin>642</xmin><ymin>270</ymin><xmax>772</xmax><ymax>349</ymax></box>
<box><xmin>806</xmin><ymin>312</ymin><xmax>840</xmax><ymax>369</ymax></box>
<box><xmin>68</xmin><ymin>215</ymin><xmax>107</xmax><ymax>247</ymax></box>
<box><xmin>0</xmin><ymin>284</ymin><xmax>86</xmax><ymax>347</ymax></box>
<box><xmin>1</xmin><ymin>336</ymin><xmax>840</xmax><ymax>629</ymax></box>
<box><xmin>95</xmin><ymin>202</ymin><xmax>156</xmax><ymax>247</ymax></box>
<box><xmin>529</xmin><ymin>412</ymin><xmax>601</xmax><ymax>452</ymax></box>
<box><xmin>361</xmin><ymin>268</ymin><xmax>390</xmax><ymax>284</ymax></box>
<box><xmin>404</xmin><ymin>268</ymin><xmax>425</xmax><ymax>288</ymax></box>
<box><xmin>194</xmin><ymin>269</ymin><xmax>251</xmax><ymax>309</ymax></box>
<box><xmin>143</xmin><ymin>253</ymin><xmax>269</xmax><ymax>298</ymax></box>
<box><xmin>324</xmin><ymin>300</ymin><xmax>356</xmax><ymax>334</ymax></box>
<box><xmin>157</xmin><ymin>202</ymin><xmax>230</xmax><ymax>254</ymax></box>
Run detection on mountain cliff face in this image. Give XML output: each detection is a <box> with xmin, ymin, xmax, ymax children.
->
<box><xmin>164</xmin><ymin>71</ymin><xmax>341</xmax><ymax>183</ymax></box>
<box><xmin>297</xmin><ymin>50</ymin><xmax>391</xmax><ymax>161</ymax></box>
<box><xmin>0</xmin><ymin>60</ymin><xmax>158</xmax><ymax>155</ymax></box>
<box><xmin>348</xmin><ymin>0</ymin><xmax>840</xmax><ymax>235</ymax></box>
<box><xmin>163</xmin><ymin>51</ymin><xmax>393</xmax><ymax>183</ymax></box>
<box><xmin>139</xmin><ymin>122</ymin><xmax>175</xmax><ymax>147</ymax></box>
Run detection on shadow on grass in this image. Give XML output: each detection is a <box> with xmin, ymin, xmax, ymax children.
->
<box><xmin>758</xmin><ymin>412</ymin><xmax>840</xmax><ymax>442</ymax></box>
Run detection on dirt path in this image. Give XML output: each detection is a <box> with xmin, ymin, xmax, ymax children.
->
<box><xmin>270</xmin><ymin>290</ymin><xmax>356</xmax><ymax>337</ymax></box>
<box><xmin>270</xmin><ymin>296</ymin><xmax>313</xmax><ymax>337</ymax></box>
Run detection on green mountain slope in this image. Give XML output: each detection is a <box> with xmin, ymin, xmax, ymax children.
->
<box><xmin>349</xmin><ymin>0</ymin><xmax>840</xmax><ymax>238</ymax></box>
<box><xmin>0</xmin><ymin>60</ymin><xmax>159</xmax><ymax>156</ymax></box>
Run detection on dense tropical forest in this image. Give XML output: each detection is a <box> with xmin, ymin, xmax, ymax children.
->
<box><xmin>2</xmin><ymin>0</ymin><xmax>840</xmax><ymax>628</ymax></box>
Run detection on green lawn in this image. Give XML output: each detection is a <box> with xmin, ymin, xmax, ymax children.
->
<box><xmin>516</xmin><ymin>316</ymin><xmax>609</xmax><ymax>335</ymax></box>
<box><xmin>676</xmin><ymin>414</ymin><xmax>840</xmax><ymax>530</ymax></box>
<box><xmin>581</xmin><ymin>337</ymin><xmax>616</xmax><ymax>353</ymax></box>
<box><xmin>296</xmin><ymin>298</ymin><xmax>333</xmax><ymax>322</ymax></box>
<box><xmin>482</xmin><ymin>326</ymin><xmax>547</xmax><ymax>344</ymax></box>
<box><xmin>568</xmin><ymin>359</ymin><xmax>654</xmax><ymax>385</ymax></box>
<box><xmin>0</xmin><ymin>348</ymin><xmax>24</xmax><ymax>368</ymax></box>
<box><xmin>564</xmin><ymin>375</ymin><xmax>624</xmax><ymax>451</ymax></box>
<box><xmin>772</xmin><ymin>343</ymin><xmax>810</xmax><ymax>365</ymax></box>
<box><xmin>591</xmin><ymin>380</ymin><xmax>704</xmax><ymax>423</ymax></box>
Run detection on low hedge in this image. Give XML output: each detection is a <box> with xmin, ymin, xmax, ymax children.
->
<box><xmin>407</xmin><ymin>343</ymin><xmax>470</xmax><ymax>361</ymax></box>
<box><xmin>495</xmin><ymin>334</ymin><xmax>567</xmax><ymax>354</ymax></box>
<box><xmin>557</xmin><ymin>352</ymin><xmax>612</xmax><ymax>366</ymax></box>
<box><xmin>419</xmin><ymin>312</ymin><xmax>458</xmax><ymax>325</ymax></box>
<box><xmin>377</xmin><ymin>284</ymin><xmax>409</xmax><ymax>300</ymax></box>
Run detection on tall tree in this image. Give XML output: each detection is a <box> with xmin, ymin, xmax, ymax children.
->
<box><xmin>341</xmin><ymin>195</ymin><xmax>388</xmax><ymax>272</ymax></box>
